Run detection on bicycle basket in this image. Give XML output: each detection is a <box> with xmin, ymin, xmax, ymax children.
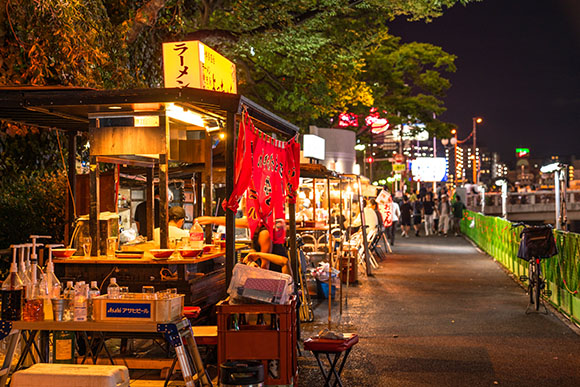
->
<box><xmin>517</xmin><ymin>225</ymin><xmax>558</xmax><ymax>260</ymax></box>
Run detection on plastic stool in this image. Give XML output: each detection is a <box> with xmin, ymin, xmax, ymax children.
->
<box><xmin>303</xmin><ymin>333</ymin><xmax>358</xmax><ymax>387</ymax></box>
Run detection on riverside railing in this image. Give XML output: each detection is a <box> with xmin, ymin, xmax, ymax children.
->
<box><xmin>461</xmin><ymin>210</ymin><xmax>580</xmax><ymax>324</ymax></box>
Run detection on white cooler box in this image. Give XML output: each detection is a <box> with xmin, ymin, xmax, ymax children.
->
<box><xmin>11</xmin><ymin>364</ymin><xmax>129</xmax><ymax>387</ymax></box>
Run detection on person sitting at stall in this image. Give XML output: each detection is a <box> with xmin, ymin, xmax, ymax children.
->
<box><xmin>329</xmin><ymin>208</ymin><xmax>346</xmax><ymax>229</ymax></box>
<box><xmin>363</xmin><ymin>198</ymin><xmax>379</xmax><ymax>238</ymax></box>
<box><xmin>153</xmin><ymin>205</ymin><xmax>190</xmax><ymax>245</ymax></box>
<box><xmin>296</xmin><ymin>198</ymin><xmax>313</xmax><ymax>222</ymax></box>
<box><xmin>195</xmin><ymin>216</ymin><xmax>291</xmax><ymax>275</ymax></box>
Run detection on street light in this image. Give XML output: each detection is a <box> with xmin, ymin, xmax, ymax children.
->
<box><xmin>540</xmin><ymin>162</ymin><xmax>567</xmax><ymax>230</ymax></box>
<box><xmin>441</xmin><ymin>130</ymin><xmax>458</xmax><ymax>185</ymax></box>
<box><xmin>472</xmin><ymin>117</ymin><xmax>483</xmax><ymax>184</ymax></box>
<box><xmin>495</xmin><ymin>178</ymin><xmax>508</xmax><ymax>219</ymax></box>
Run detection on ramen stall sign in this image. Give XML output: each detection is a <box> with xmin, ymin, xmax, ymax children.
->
<box><xmin>162</xmin><ymin>40</ymin><xmax>237</xmax><ymax>93</ymax></box>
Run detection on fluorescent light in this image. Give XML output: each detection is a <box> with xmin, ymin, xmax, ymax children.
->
<box><xmin>166</xmin><ymin>103</ymin><xmax>204</xmax><ymax>127</ymax></box>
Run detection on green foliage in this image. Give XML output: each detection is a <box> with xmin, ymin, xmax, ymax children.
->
<box><xmin>0</xmin><ymin>126</ymin><xmax>63</xmax><ymax>179</ymax></box>
<box><xmin>363</xmin><ymin>38</ymin><xmax>458</xmax><ymax>138</ymax></box>
<box><xmin>0</xmin><ymin>170</ymin><xmax>67</xmax><ymax>249</ymax></box>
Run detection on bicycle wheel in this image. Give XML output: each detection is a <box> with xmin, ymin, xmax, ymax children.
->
<box><xmin>533</xmin><ymin>260</ymin><xmax>540</xmax><ymax>311</ymax></box>
<box><xmin>528</xmin><ymin>262</ymin><xmax>534</xmax><ymax>305</ymax></box>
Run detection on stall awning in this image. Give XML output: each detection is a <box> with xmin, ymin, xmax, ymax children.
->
<box><xmin>0</xmin><ymin>86</ymin><xmax>299</xmax><ymax>138</ymax></box>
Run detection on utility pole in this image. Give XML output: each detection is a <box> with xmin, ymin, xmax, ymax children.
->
<box><xmin>472</xmin><ymin>117</ymin><xmax>482</xmax><ymax>184</ymax></box>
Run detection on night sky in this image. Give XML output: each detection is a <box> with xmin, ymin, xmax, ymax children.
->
<box><xmin>389</xmin><ymin>0</ymin><xmax>580</xmax><ymax>166</ymax></box>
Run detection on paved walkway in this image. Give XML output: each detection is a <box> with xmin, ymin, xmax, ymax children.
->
<box><xmin>298</xmin><ymin>234</ymin><xmax>580</xmax><ymax>386</ymax></box>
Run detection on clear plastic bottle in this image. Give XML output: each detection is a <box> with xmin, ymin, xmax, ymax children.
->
<box><xmin>1</xmin><ymin>247</ymin><xmax>24</xmax><ymax>321</ymax></box>
<box><xmin>87</xmin><ymin>281</ymin><xmax>100</xmax><ymax>321</ymax></box>
<box><xmin>73</xmin><ymin>283</ymin><xmax>88</xmax><ymax>322</ymax></box>
<box><xmin>17</xmin><ymin>246</ymin><xmax>31</xmax><ymax>294</ymax></box>
<box><xmin>39</xmin><ymin>274</ymin><xmax>53</xmax><ymax>320</ymax></box>
<box><xmin>107</xmin><ymin>278</ymin><xmax>120</xmax><ymax>299</ymax></box>
<box><xmin>189</xmin><ymin>221</ymin><xmax>204</xmax><ymax>249</ymax></box>
<box><xmin>62</xmin><ymin>281</ymin><xmax>75</xmax><ymax>321</ymax></box>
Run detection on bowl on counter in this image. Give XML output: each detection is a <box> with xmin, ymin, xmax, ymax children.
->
<box><xmin>179</xmin><ymin>248</ymin><xmax>203</xmax><ymax>258</ymax></box>
<box><xmin>52</xmin><ymin>248</ymin><xmax>77</xmax><ymax>258</ymax></box>
<box><xmin>203</xmin><ymin>245</ymin><xmax>213</xmax><ymax>254</ymax></box>
<box><xmin>149</xmin><ymin>249</ymin><xmax>174</xmax><ymax>259</ymax></box>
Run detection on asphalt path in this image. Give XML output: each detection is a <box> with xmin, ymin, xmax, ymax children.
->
<box><xmin>298</xmin><ymin>234</ymin><xmax>580</xmax><ymax>387</ymax></box>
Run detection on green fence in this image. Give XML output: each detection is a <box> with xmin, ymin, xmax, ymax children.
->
<box><xmin>461</xmin><ymin>210</ymin><xmax>580</xmax><ymax>324</ymax></box>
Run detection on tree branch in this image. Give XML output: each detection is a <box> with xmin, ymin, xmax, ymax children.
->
<box><xmin>124</xmin><ymin>0</ymin><xmax>169</xmax><ymax>44</ymax></box>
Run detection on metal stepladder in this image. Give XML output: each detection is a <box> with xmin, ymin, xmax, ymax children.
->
<box><xmin>158</xmin><ymin>318</ymin><xmax>212</xmax><ymax>387</ymax></box>
<box><xmin>0</xmin><ymin>318</ymin><xmax>212</xmax><ymax>387</ymax></box>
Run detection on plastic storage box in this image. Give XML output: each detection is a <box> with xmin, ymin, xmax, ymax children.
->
<box><xmin>227</xmin><ymin>263</ymin><xmax>293</xmax><ymax>305</ymax></box>
<box><xmin>11</xmin><ymin>364</ymin><xmax>129</xmax><ymax>387</ymax></box>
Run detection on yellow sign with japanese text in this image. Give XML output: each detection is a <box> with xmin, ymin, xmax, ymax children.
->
<box><xmin>393</xmin><ymin>163</ymin><xmax>406</xmax><ymax>172</ymax></box>
<box><xmin>162</xmin><ymin>40</ymin><xmax>237</xmax><ymax>94</ymax></box>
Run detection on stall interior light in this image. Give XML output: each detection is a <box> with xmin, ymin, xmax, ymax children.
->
<box><xmin>166</xmin><ymin>103</ymin><xmax>205</xmax><ymax>127</ymax></box>
<box><xmin>205</xmin><ymin>118</ymin><xmax>221</xmax><ymax>132</ymax></box>
<box><xmin>108</xmin><ymin>106</ymin><xmax>123</xmax><ymax>110</ymax></box>
<box><xmin>218</xmin><ymin>132</ymin><xmax>226</xmax><ymax>140</ymax></box>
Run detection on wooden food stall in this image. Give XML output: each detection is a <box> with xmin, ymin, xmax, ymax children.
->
<box><xmin>0</xmin><ymin>87</ymin><xmax>300</xmax><ymax>317</ymax></box>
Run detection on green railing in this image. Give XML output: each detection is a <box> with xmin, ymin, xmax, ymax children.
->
<box><xmin>461</xmin><ymin>210</ymin><xmax>580</xmax><ymax>324</ymax></box>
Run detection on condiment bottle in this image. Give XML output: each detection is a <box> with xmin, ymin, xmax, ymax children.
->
<box><xmin>1</xmin><ymin>246</ymin><xmax>24</xmax><ymax>321</ymax></box>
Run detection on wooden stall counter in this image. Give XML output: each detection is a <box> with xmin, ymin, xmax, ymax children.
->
<box><xmin>53</xmin><ymin>244</ymin><xmax>247</xmax><ymax>320</ymax></box>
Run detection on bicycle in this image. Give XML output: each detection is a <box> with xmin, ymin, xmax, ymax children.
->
<box><xmin>513</xmin><ymin>222</ymin><xmax>558</xmax><ymax>313</ymax></box>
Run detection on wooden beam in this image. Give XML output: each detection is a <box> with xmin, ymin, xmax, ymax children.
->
<box><xmin>159</xmin><ymin>115</ymin><xmax>169</xmax><ymax>249</ymax></box>
<box><xmin>89</xmin><ymin>155</ymin><xmax>100</xmax><ymax>256</ymax></box>
<box><xmin>203</xmin><ymin>133</ymin><xmax>213</xmax><ymax>244</ymax></box>
<box><xmin>225</xmin><ymin>110</ymin><xmax>236</xmax><ymax>287</ymax></box>
<box><xmin>96</xmin><ymin>156</ymin><xmax>156</xmax><ymax>168</ymax></box>
<box><xmin>146</xmin><ymin>168</ymin><xmax>154</xmax><ymax>241</ymax></box>
<box><xmin>159</xmin><ymin>153</ymin><xmax>169</xmax><ymax>249</ymax></box>
<box><xmin>65</xmin><ymin>131</ymin><xmax>77</xmax><ymax>245</ymax></box>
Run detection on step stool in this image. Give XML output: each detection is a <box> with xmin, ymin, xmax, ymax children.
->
<box><xmin>303</xmin><ymin>333</ymin><xmax>359</xmax><ymax>387</ymax></box>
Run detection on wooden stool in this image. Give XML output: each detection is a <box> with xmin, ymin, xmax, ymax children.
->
<box><xmin>303</xmin><ymin>333</ymin><xmax>359</xmax><ymax>387</ymax></box>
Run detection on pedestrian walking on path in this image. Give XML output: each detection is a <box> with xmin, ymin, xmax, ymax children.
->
<box><xmin>399</xmin><ymin>195</ymin><xmax>412</xmax><ymax>238</ymax></box>
<box><xmin>451</xmin><ymin>194</ymin><xmax>466</xmax><ymax>236</ymax></box>
<box><xmin>411</xmin><ymin>195</ymin><xmax>423</xmax><ymax>237</ymax></box>
<box><xmin>438</xmin><ymin>194</ymin><xmax>451</xmax><ymax>236</ymax></box>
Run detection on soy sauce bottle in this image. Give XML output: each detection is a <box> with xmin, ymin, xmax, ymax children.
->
<box><xmin>1</xmin><ymin>246</ymin><xmax>24</xmax><ymax>321</ymax></box>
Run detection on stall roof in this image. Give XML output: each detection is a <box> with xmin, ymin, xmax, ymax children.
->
<box><xmin>299</xmin><ymin>163</ymin><xmax>344</xmax><ymax>179</ymax></box>
<box><xmin>0</xmin><ymin>86</ymin><xmax>300</xmax><ymax>137</ymax></box>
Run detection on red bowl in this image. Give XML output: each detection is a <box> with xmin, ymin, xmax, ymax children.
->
<box><xmin>203</xmin><ymin>245</ymin><xmax>212</xmax><ymax>253</ymax></box>
<box><xmin>179</xmin><ymin>248</ymin><xmax>203</xmax><ymax>258</ymax></box>
<box><xmin>150</xmin><ymin>249</ymin><xmax>174</xmax><ymax>258</ymax></box>
<box><xmin>52</xmin><ymin>248</ymin><xmax>77</xmax><ymax>258</ymax></box>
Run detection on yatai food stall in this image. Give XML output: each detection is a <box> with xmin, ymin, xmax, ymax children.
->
<box><xmin>0</xmin><ymin>84</ymin><xmax>300</xmax><ymax>309</ymax></box>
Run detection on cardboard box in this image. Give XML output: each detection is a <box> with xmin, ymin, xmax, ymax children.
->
<box><xmin>92</xmin><ymin>293</ymin><xmax>184</xmax><ymax>323</ymax></box>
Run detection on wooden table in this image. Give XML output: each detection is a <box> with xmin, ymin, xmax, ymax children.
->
<box><xmin>0</xmin><ymin>319</ymin><xmax>214</xmax><ymax>387</ymax></box>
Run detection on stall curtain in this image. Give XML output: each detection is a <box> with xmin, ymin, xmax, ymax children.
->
<box><xmin>224</xmin><ymin>111</ymin><xmax>300</xmax><ymax>242</ymax></box>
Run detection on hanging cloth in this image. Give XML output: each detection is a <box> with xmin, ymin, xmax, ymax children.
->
<box><xmin>223</xmin><ymin>111</ymin><xmax>301</xmax><ymax>241</ymax></box>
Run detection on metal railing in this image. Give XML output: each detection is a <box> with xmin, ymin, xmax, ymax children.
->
<box><xmin>461</xmin><ymin>210</ymin><xmax>580</xmax><ymax>324</ymax></box>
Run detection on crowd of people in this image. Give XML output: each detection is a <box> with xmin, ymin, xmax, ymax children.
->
<box><xmin>396</xmin><ymin>186</ymin><xmax>466</xmax><ymax>238</ymax></box>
